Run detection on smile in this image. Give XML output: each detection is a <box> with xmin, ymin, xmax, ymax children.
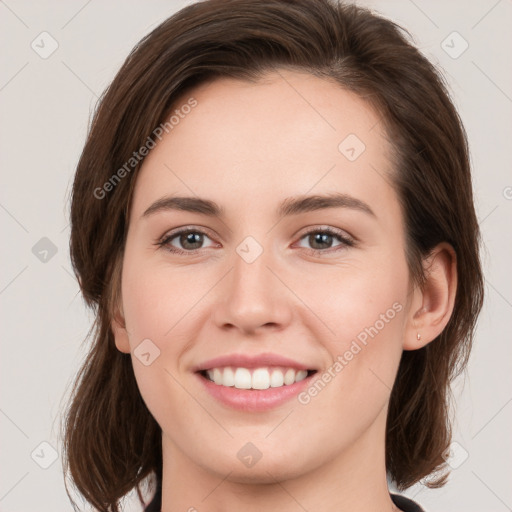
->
<box><xmin>201</xmin><ymin>366</ymin><xmax>314</xmax><ymax>389</ymax></box>
<box><xmin>193</xmin><ymin>352</ymin><xmax>319</xmax><ymax>411</ymax></box>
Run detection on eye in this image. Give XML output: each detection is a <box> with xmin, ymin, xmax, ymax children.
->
<box><xmin>156</xmin><ymin>226</ymin><xmax>355</xmax><ymax>255</ymax></box>
<box><xmin>156</xmin><ymin>227</ymin><xmax>217</xmax><ymax>254</ymax></box>
<box><xmin>295</xmin><ymin>227</ymin><xmax>355</xmax><ymax>254</ymax></box>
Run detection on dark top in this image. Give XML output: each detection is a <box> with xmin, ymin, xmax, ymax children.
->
<box><xmin>390</xmin><ymin>492</ymin><xmax>426</xmax><ymax>512</ymax></box>
<box><xmin>144</xmin><ymin>479</ymin><xmax>425</xmax><ymax>512</ymax></box>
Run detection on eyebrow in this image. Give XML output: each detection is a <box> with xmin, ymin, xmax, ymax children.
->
<box><xmin>142</xmin><ymin>192</ymin><xmax>376</xmax><ymax>219</ymax></box>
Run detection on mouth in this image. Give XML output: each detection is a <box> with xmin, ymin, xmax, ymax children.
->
<box><xmin>193</xmin><ymin>353</ymin><xmax>319</xmax><ymax>411</ymax></box>
<box><xmin>198</xmin><ymin>366</ymin><xmax>318</xmax><ymax>390</ymax></box>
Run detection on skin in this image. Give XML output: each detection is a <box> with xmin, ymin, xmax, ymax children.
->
<box><xmin>112</xmin><ymin>69</ymin><xmax>457</xmax><ymax>512</ymax></box>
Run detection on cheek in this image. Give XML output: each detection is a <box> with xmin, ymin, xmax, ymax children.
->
<box><xmin>121</xmin><ymin>261</ymin><xmax>199</xmax><ymax>430</ymax></box>
<box><xmin>305</xmin><ymin>256</ymin><xmax>408</xmax><ymax>405</ymax></box>
<box><xmin>270</xmin><ymin>265</ymin><xmax>407</xmax><ymax>472</ymax></box>
<box><xmin>307</xmin><ymin>257</ymin><xmax>408</xmax><ymax>343</ymax></box>
<box><xmin>121</xmin><ymin>255</ymin><xmax>196</xmax><ymax>345</ymax></box>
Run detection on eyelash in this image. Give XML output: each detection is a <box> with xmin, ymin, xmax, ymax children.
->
<box><xmin>155</xmin><ymin>226</ymin><xmax>356</xmax><ymax>256</ymax></box>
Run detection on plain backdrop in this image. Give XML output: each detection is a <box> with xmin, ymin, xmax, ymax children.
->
<box><xmin>1</xmin><ymin>1</ymin><xmax>511</xmax><ymax>511</ymax></box>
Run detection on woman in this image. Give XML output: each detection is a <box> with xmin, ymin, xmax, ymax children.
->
<box><xmin>61</xmin><ymin>0</ymin><xmax>484</xmax><ymax>511</ymax></box>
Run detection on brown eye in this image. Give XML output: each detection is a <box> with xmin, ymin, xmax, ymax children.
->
<box><xmin>157</xmin><ymin>228</ymin><xmax>216</xmax><ymax>254</ymax></box>
<box><xmin>177</xmin><ymin>231</ymin><xmax>204</xmax><ymax>250</ymax></box>
<box><xmin>297</xmin><ymin>228</ymin><xmax>354</xmax><ymax>254</ymax></box>
<box><xmin>307</xmin><ymin>232</ymin><xmax>335</xmax><ymax>250</ymax></box>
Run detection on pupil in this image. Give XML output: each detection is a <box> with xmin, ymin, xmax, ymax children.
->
<box><xmin>182</xmin><ymin>232</ymin><xmax>202</xmax><ymax>249</ymax></box>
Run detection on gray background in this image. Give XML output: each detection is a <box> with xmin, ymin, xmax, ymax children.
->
<box><xmin>1</xmin><ymin>0</ymin><xmax>511</xmax><ymax>511</ymax></box>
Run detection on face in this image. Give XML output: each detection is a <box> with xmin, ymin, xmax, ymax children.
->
<box><xmin>113</xmin><ymin>69</ymin><xmax>414</xmax><ymax>483</ymax></box>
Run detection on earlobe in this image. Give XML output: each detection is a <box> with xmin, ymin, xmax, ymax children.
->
<box><xmin>111</xmin><ymin>304</ymin><xmax>131</xmax><ymax>354</ymax></box>
<box><xmin>403</xmin><ymin>242</ymin><xmax>457</xmax><ymax>350</ymax></box>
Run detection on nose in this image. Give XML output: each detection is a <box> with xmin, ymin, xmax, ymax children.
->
<box><xmin>212</xmin><ymin>246</ymin><xmax>293</xmax><ymax>335</ymax></box>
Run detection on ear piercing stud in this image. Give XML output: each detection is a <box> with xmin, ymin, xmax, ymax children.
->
<box><xmin>417</xmin><ymin>332</ymin><xmax>421</xmax><ymax>341</ymax></box>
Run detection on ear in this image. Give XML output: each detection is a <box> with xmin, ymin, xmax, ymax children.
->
<box><xmin>111</xmin><ymin>300</ymin><xmax>131</xmax><ymax>354</ymax></box>
<box><xmin>403</xmin><ymin>242</ymin><xmax>457</xmax><ymax>350</ymax></box>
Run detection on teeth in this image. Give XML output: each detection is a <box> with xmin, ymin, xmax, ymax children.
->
<box><xmin>205</xmin><ymin>367</ymin><xmax>309</xmax><ymax>389</ymax></box>
<box><xmin>284</xmin><ymin>368</ymin><xmax>296</xmax><ymax>385</ymax></box>
<box><xmin>234</xmin><ymin>368</ymin><xmax>252</xmax><ymax>389</ymax></box>
<box><xmin>213</xmin><ymin>368</ymin><xmax>223</xmax><ymax>385</ymax></box>
<box><xmin>252</xmin><ymin>368</ymin><xmax>270</xmax><ymax>390</ymax></box>
<box><xmin>223</xmin><ymin>367</ymin><xmax>235</xmax><ymax>387</ymax></box>
<box><xmin>270</xmin><ymin>369</ymin><xmax>284</xmax><ymax>388</ymax></box>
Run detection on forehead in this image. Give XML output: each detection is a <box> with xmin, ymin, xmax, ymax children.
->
<box><xmin>130</xmin><ymin>69</ymin><xmax>398</xmax><ymax>223</ymax></box>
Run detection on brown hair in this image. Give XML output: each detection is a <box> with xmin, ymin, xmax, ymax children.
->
<box><xmin>62</xmin><ymin>0</ymin><xmax>484</xmax><ymax>510</ymax></box>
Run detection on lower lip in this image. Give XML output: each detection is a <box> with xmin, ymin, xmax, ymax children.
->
<box><xmin>196</xmin><ymin>372</ymin><xmax>315</xmax><ymax>412</ymax></box>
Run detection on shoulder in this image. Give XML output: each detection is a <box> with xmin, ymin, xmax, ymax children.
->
<box><xmin>390</xmin><ymin>492</ymin><xmax>427</xmax><ymax>512</ymax></box>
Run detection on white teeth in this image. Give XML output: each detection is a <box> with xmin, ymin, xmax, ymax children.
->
<box><xmin>284</xmin><ymin>368</ymin><xmax>296</xmax><ymax>385</ymax></box>
<box><xmin>204</xmin><ymin>366</ymin><xmax>310</xmax><ymax>389</ymax></box>
<box><xmin>295</xmin><ymin>369</ymin><xmax>308</xmax><ymax>382</ymax></box>
<box><xmin>213</xmin><ymin>368</ymin><xmax>223</xmax><ymax>385</ymax></box>
<box><xmin>223</xmin><ymin>367</ymin><xmax>235</xmax><ymax>387</ymax></box>
<box><xmin>252</xmin><ymin>368</ymin><xmax>270</xmax><ymax>390</ymax></box>
<box><xmin>270</xmin><ymin>369</ymin><xmax>284</xmax><ymax>388</ymax></box>
<box><xmin>234</xmin><ymin>368</ymin><xmax>252</xmax><ymax>389</ymax></box>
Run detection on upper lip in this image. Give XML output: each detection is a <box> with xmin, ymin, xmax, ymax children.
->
<box><xmin>192</xmin><ymin>352</ymin><xmax>314</xmax><ymax>372</ymax></box>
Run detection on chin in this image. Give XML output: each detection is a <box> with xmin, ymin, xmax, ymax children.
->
<box><xmin>225</xmin><ymin>459</ymin><xmax>308</xmax><ymax>485</ymax></box>
<box><xmin>191</xmin><ymin>438</ymin><xmax>318</xmax><ymax>484</ymax></box>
